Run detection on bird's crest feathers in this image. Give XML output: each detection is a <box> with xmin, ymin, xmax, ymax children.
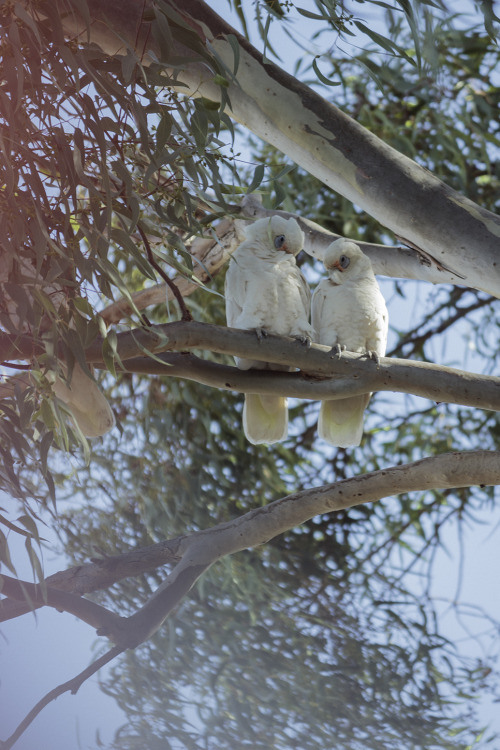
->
<box><xmin>244</xmin><ymin>215</ymin><xmax>304</xmax><ymax>256</ymax></box>
<box><xmin>323</xmin><ymin>238</ymin><xmax>374</xmax><ymax>281</ymax></box>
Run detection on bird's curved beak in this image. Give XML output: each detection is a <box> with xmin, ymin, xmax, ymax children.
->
<box><xmin>328</xmin><ymin>260</ymin><xmax>343</xmax><ymax>272</ymax></box>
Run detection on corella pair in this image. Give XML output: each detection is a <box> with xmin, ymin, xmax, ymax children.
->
<box><xmin>225</xmin><ymin>216</ymin><xmax>388</xmax><ymax>447</ymax></box>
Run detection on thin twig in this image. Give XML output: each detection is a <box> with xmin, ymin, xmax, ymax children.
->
<box><xmin>0</xmin><ymin>362</ymin><xmax>32</xmax><ymax>370</ymax></box>
<box><xmin>0</xmin><ymin>645</ymin><xmax>124</xmax><ymax>750</ymax></box>
<box><xmin>137</xmin><ymin>223</ymin><xmax>193</xmax><ymax>321</ymax></box>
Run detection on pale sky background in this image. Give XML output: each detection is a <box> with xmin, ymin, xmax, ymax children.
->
<box><xmin>1</xmin><ymin>1</ymin><xmax>500</xmax><ymax>748</ymax></box>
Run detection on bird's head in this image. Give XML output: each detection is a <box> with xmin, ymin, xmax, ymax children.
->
<box><xmin>245</xmin><ymin>215</ymin><xmax>305</xmax><ymax>257</ymax></box>
<box><xmin>323</xmin><ymin>238</ymin><xmax>373</xmax><ymax>283</ymax></box>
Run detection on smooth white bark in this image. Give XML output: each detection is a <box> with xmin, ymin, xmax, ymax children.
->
<box><xmin>25</xmin><ymin>0</ymin><xmax>500</xmax><ymax>296</ymax></box>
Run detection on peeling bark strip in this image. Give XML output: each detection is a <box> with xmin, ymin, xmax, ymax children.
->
<box><xmin>24</xmin><ymin>0</ymin><xmax>500</xmax><ymax>297</ymax></box>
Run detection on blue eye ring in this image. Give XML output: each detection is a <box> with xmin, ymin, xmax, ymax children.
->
<box><xmin>274</xmin><ymin>234</ymin><xmax>286</xmax><ymax>249</ymax></box>
<box><xmin>339</xmin><ymin>255</ymin><xmax>350</xmax><ymax>269</ymax></box>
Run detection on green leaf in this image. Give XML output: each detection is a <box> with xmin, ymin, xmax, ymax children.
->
<box><xmin>225</xmin><ymin>33</ymin><xmax>240</xmax><ymax>76</ymax></box>
<box><xmin>246</xmin><ymin>163</ymin><xmax>265</xmax><ymax>194</ymax></box>
<box><xmin>0</xmin><ymin>529</ymin><xmax>17</xmax><ymax>575</ymax></box>
<box><xmin>151</xmin><ymin>8</ymin><xmax>174</xmax><ymax>62</ymax></box>
<box><xmin>39</xmin><ymin>429</ymin><xmax>54</xmax><ymax>477</ymax></box>
<box><xmin>354</xmin><ymin>20</ymin><xmax>417</xmax><ymax>66</ymax></box>
<box><xmin>296</xmin><ymin>8</ymin><xmax>325</xmax><ymax>20</ymax></box>
<box><xmin>272</xmin><ymin>179</ymin><xmax>286</xmax><ymax>208</ymax></box>
<box><xmin>213</xmin><ymin>74</ymin><xmax>229</xmax><ymax>88</ymax></box>
<box><xmin>110</xmin><ymin>227</ymin><xmax>158</xmax><ymax>281</ymax></box>
<box><xmin>312</xmin><ymin>57</ymin><xmax>341</xmax><ymax>87</ymax></box>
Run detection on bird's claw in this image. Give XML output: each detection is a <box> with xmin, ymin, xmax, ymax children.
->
<box><xmin>295</xmin><ymin>334</ymin><xmax>312</xmax><ymax>348</ymax></box>
<box><xmin>365</xmin><ymin>350</ymin><xmax>380</xmax><ymax>364</ymax></box>
<box><xmin>330</xmin><ymin>343</ymin><xmax>346</xmax><ymax>358</ymax></box>
<box><xmin>255</xmin><ymin>328</ymin><xmax>269</xmax><ymax>341</ymax></box>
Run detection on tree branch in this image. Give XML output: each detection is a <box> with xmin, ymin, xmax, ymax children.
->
<box><xmin>24</xmin><ymin>0</ymin><xmax>500</xmax><ymax>296</ymax></box>
<box><xmin>0</xmin><ymin>575</ymin><xmax>121</xmax><ymax>632</ymax></box>
<box><xmin>2</xmin><ymin>452</ymin><xmax>499</xmax><ymax>648</ymax></box>
<box><xmin>117</xmin><ymin>348</ymin><xmax>500</xmax><ymax>412</ymax></box>
<box><xmin>2</xmin><ymin>321</ymin><xmax>500</xmax><ymax>412</ymax></box>
<box><xmin>0</xmin><ymin>537</ymin><xmax>184</xmax><ymax>622</ymax></box>
<box><xmin>240</xmin><ymin>195</ymin><xmax>468</xmax><ymax>285</ymax></box>
<box><xmin>137</xmin><ymin>224</ymin><xmax>193</xmax><ymax>322</ymax></box>
<box><xmin>0</xmin><ymin>646</ymin><xmax>124</xmax><ymax>750</ymax></box>
<box><xmin>24</xmin><ymin>451</ymin><xmax>500</xmax><ymax>649</ymax></box>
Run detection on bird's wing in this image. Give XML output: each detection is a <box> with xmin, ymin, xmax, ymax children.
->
<box><xmin>311</xmin><ymin>282</ymin><xmax>327</xmax><ymax>341</ymax></box>
<box><xmin>52</xmin><ymin>363</ymin><xmax>115</xmax><ymax>437</ymax></box>
<box><xmin>297</xmin><ymin>267</ymin><xmax>312</xmax><ymax>316</ymax></box>
<box><xmin>224</xmin><ymin>254</ymin><xmax>249</xmax><ymax>328</ymax></box>
<box><xmin>365</xmin><ymin>286</ymin><xmax>389</xmax><ymax>356</ymax></box>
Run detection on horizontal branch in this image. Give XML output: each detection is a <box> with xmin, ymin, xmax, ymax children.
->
<box><xmin>88</xmin><ymin>321</ymin><xmax>500</xmax><ymax>412</ymax></box>
<box><xmin>2</xmin><ymin>321</ymin><xmax>500</xmax><ymax>412</ymax></box>
<box><xmin>240</xmin><ymin>195</ymin><xmax>467</xmax><ymax>285</ymax></box>
<box><xmin>0</xmin><ymin>575</ymin><xmax>121</xmax><ymax>632</ymax></box>
<box><xmin>118</xmin><ymin>348</ymin><xmax>500</xmax><ymax>412</ymax></box>
<box><xmin>16</xmin><ymin>450</ymin><xmax>497</xmax><ymax>648</ymax></box>
<box><xmin>0</xmin><ymin>538</ymin><xmax>183</xmax><ymax>623</ymax></box>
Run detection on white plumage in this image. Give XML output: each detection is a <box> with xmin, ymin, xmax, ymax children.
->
<box><xmin>0</xmin><ymin>253</ymin><xmax>114</xmax><ymax>438</ymax></box>
<box><xmin>52</xmin><ymin>362</ymin><xmax>115</xmax><ymax>438</ymax></box>
<box><xmin>225</xmin><ymin>215</ymin><xmax>312</xmax><ymax>444</ymax></box>
<box><xmin>312</xmin><ymin>238</ymin><xmax>388</xmax><ymax>448</ymax></box>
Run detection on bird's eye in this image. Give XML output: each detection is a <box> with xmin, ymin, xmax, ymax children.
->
<box><xmin>274</xmin><ymin>234</ymin><xmax>286</xmax><ymax>249</ymax></box>
<box><xmin>339</xmin><ymin>255</ymin><xmax>350</xmax><ymax>269</ymax></box>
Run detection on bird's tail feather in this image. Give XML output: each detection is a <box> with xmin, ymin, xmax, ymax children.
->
<box><xmin>243</xmin><ymin>393</ymin><xmax>288</xmax><ymax>445</ymax></box>
<box><xmin>52</xmin><ymin>363</ymin><xmax>115</xmax><ymax>437</ymax></box>
<box><xmin>318</xmin><ymin>394</ymin><xmax>370</xmax><ymax>448</ymax></box>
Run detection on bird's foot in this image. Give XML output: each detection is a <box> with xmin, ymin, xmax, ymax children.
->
<box><xmin>255</xmin><ymin>327</ymin><xmax>269</xmax><ymax>341</ymax></box>
<box><xmin>295</xmin><ymin>333</ymin><xmax>312</xmax><ymax>348</ymax></box>
<box><xmin>365</xmin><ymin>350</ymin><xmax>380</xmax><ymax>364</ymax></box>
<box><xmin>330</xmin><ymin>344</ymin><xmax>346</xmax><ymax>358</ymax></box>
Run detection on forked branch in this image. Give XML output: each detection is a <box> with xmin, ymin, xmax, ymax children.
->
<box><xmin>1</xmin><ymin>321</ymin><xmax>500</xmax><ymax>412</ymax></box>
<box><xmin>2</xmin><ymin>450</ymin><xmax>499</xmax><ymax>747</ymax></box>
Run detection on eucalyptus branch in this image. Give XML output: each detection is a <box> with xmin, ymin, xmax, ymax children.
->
<box><xmin>117</xmin><ymin>348</ymin><xmax>500</xmax><ymax>412</ymax></box>
<box><xmin>68</xmin><ymin>451</ymin><xmax>500</xmax><ymax>648</ymax></box>
<box><xmin>2</xmin><ymin>321</ymin><xmax>500</xmax><ymax>412</ymax></box>
<box><xmin>239</xmin><ymin>194</ymin><xmax>467</xmax><ymax>284</ymax></box>
<box><xmin>3</xmin><ymin>452</ymin><xmax>499</xmax><ymax>648</ymax></box>
<box><xmin>25</xmin><ymin>0</ymin><xmax>500</xmax><ymax>295</ymax></box>
<box><xmin>0</xmin><ymin>646</ymin><xmax>124</xmax><ymax>750</ymax></box>
<box><xmin>0</xmin><ymin>575</ymin><xmax>121</xmax><ymax>632</ymax></box>
<box><xmin>0</xmin><ymin>538</ymin><xmax>184</xmax><ymax>623</ymax></box>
